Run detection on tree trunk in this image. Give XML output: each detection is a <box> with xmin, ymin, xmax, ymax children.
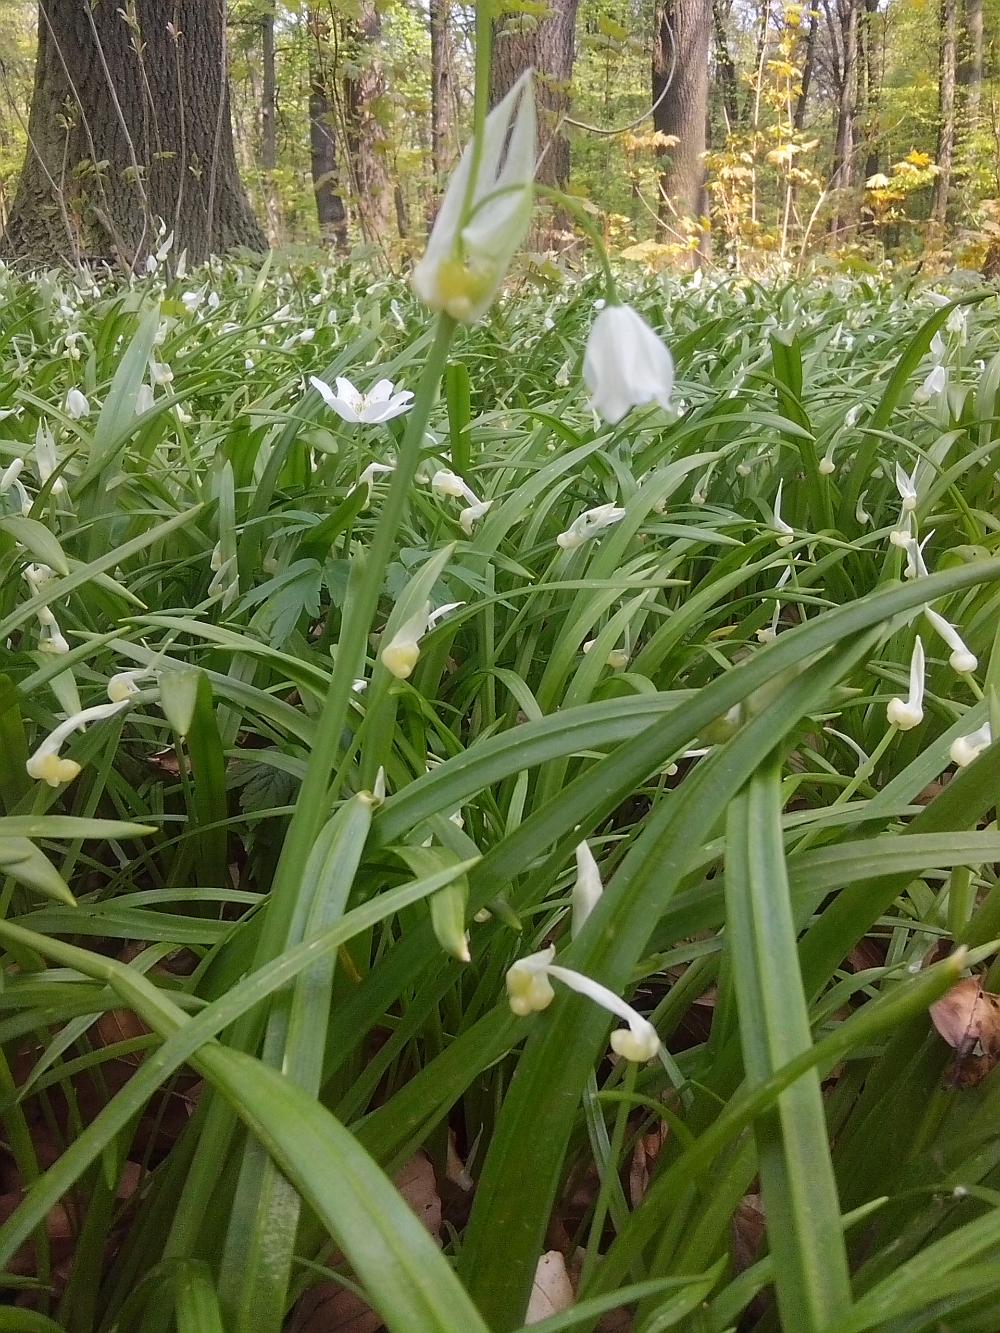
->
<box><xmin>793</xmin><ymin>4</ymin><xmax>819</xmax><ymax>132</ymax></box>
<box><xmin>1</xmin><ymin>0</ymin><xmax>265</xmax><ymax>268</ymax></box>
<box><xmin>307</xmin><ymin>10</ymin><xmax>347</xmax><ymax>251</ymax></box>
<box><xmin>652</xmin><ymin>0</ymin><xmax>712</xmax><ymax>230</ymax></box>
<box><xmin>829</xmin><ymin>0</ymin><xmax>859</xmax><ymax>238</ymax></box>
<box><xmin>861</xmin><ymin>0</ymin><xmax>881</xmax><ymax>181</ymax></box>
<box><xmin>261</xmin><ymin>3</ymin><xmax>281</xmax><ymax>243</ymax></box>
<box><xmin>344</xmin><ymin>0</ymin><xmax>393</xmax><ymax>245</ymax></box>
<box><xmin>931</xmin><ymin>0</ymin><xmax>958</xmax><ymax>227</ymax></box>
<box><xmin>429</xmin><ymin>0</ymin><xmax>452</xmax><ymax>183</ymax></box>
<box><xmin>961</xmin><ymin>0</ymin><xmax>983</xmax><ymax>127</ymax></box>
<box><xmin>490</xmin><ymin>0</ymin><xmax>579</xmax><ymax>192</ymax></box>
<box><xmin>712</xmin><ymin>0</ymin><xmax>740</xmax><ymax>132</ymax></box>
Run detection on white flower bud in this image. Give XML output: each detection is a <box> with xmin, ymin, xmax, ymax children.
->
<box><xmin>582</xmin><ymin>305</ymin><xmax>673</xmax><ymax>424</ymax></box>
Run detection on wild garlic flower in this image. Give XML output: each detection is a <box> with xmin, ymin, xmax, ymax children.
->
<box><xmin>64</xmin><ymin>388</ymin><xmax>90</xmax><ymax>420</ymax></box>
<box><xmin>412</xmin><ymin>71</ymin><xmax>536</xmax><ymax>323</ymax></box>
<box><xmin>0</xmin><ymin>458</ymin><xmax>31</xmax><ymax>516</ymax></box>
<box><xmin>914</xmin><ymin>364</ymin><xmax>947</xmax><ymax>404</ymax></box>
<box><xmin>136</xmin><ymin>383</ymin><xmax>155</xmax><ymax>415</ymax></box>
<box><xmin>903</xmin><ymin>531</ymin><xmax>933</xmax><ymax>580</ymax></box>
<box><xmin>311</xmin><ymin>375</ymin><xmax>413</xmax><ymax>425</ymax></box>
<box><xmin>431</xmin><ymin>469</ymin><xmax>479</xmax><ymax>504</ymax></box>
<box><xmin>572</xmin><ymin>841</ymin><xmax>603</xmax><ymax>937</ymax></box>
<box><xmin>855</xmin><ymin>490</ymin><xmax>871</xmax><ymax>526</ymax></box>
<box><xmin>34</xmin><ymin>425</ymin><xmax>65</xmax><ymax>495</ymax></box>
<box><xmin>26</xmin><ymin>700</ymin><xmax>129</xmax><ymax>787</ymax></box>
<box><xmin>772</xmin><ymin>479</ymin><xmax>794</xmax><ymax>547</ymax></box>
<box><xmin>924</xmin><ymin>608</ymin><xmax>977</xmax><ymax>674</ymax></box>
<box><xmin>950</xmin><ymin>721</ymin><xmax>993</xmax><ymax>768</ymax></box>
<box><xmin>583</xmin><ymin>639</ymin><xmax>628</xmax><ymax>670</ymax></box>
<box><xmin>107</xmin><ymin>669</ymin><xmax>154</xmax><ymax>703</ymax></box>
<box><xmin>895</xmin><ymin>461</ymin><xmax>919</xmax><ymax>513</ymax></box>
<box><xmin>426</xmin><ymin>601</ymin><xmax>464</xmax><ymax>629</ymax></box>
<box><xmin>818</xmin><ymin>449</ymin><xmax>836</xmax><ymax>476</ymax></box>
<box><xmin>757</xmin><ymin>565</ymin><xmax>793</xmax><ymax>644</ymax></box>
<box><xmin>381</xmin><ymin>602</ymin><xmax>431</xmax><ymax>679</ymax></box>
<box><xmin>556</xmin><ymin>503</ymin><xmax>626</xmax><ymax>551</ymax></box>
<box><xmin>889</xmin><ymin>511</ymin><xmax>914</xmax><ymax>548</ymax></box>
<box><xmin>459</xmin><ymin>500</ymin><xmax>493</xmax><ymax>535</ymax></box>
<box><xmin>505</xmin><ymin>946</ymin><xmax>660</xmax><ymax>1061</ymax></box>
<box><xmin>582</xmin><ymin>305</ymin><xmax>673</xmax><ymax>424</ymax></box>
<box><xmin>886</xmin><ymin>636</ymin><xmax>925</xmax><ymax>731</ymax></box>
<box><xmin>354</xmin><ymin>460</ymin><xmax>395</xmax><ymax>506</ymax></box>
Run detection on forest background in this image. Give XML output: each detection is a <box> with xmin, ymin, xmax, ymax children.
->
<box><xmin>0</xmin><ymin>0</ymin><xmax>997</xmax><ymax>274</ymax></box>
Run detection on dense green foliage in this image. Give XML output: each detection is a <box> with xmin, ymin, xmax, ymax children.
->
<box><xmin>0</xmin><ymin>257</ymin><xmax>999</xmax><ymax>1328</ymax></box>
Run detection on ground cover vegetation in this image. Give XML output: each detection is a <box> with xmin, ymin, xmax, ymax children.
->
<box><xmin>0</xmin><ymin>246</ymin><xmax>999</xmax><ymax>1329</ymax></box>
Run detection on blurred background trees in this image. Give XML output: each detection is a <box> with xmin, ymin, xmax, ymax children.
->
<box><xmin>0</xmin><ymin>0</ymin><xmax>997</xmax><ymax>270</ymax></box>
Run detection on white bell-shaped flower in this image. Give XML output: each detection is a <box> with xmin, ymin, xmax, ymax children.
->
<box><xmin>950</xmin><ymin>721</ymin><xmax>992</xmax><ymax>768</ymax></box>
<box><xmin>924</xmin><ymin>608</ymin><xmax>977</xmax><ymax>674</ymax></box>
<box><xmin>506</xmin><ymin>946</ymin><xmax>556</xmax><ymax>1016</ymax></box>
<box><xmin>556</xmin><ymin>502</ymin><xmax>626</xmax><ymax>550</ymax></box>
<box><xmin>886</xmin><ymin>636</ymin><xmax>925</xmax><ymax>730</ymax></box>
<box><xmin>582</xmin><ymin>305</ymin><xmax>673</xmax><ymax>424</ymax></box>
<box><xmin>412</xmin><ymin>71</ymin><xmax>536</xmax><ymax>324</ymax></box>
<box><xmin>545</xmin><ymin>963</ymin><xmax>661</xmax><ymax>1063</ymax></box>
<box><xmin>64</xmin><ymin>388</ymin><xmax>90</xmax><ymax>420</ymax></box>
<box><xmin>381</xmin><ymin>602</ymin><xmax>431</xmax><ymax>680</ymax></box>
<box><xmin>772</xmin><ymin>479</ymin><xmax>794</xmax><ymax>546</ymax></box>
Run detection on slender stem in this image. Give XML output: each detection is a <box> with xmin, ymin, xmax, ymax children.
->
<box><xmin>580</xmin><ymin>1060</ymin><xmax>636</xmax><ymax>1289</ymax></box>
<box><xmin>255</xmin><ymin>314</ymin><xmax>456</xmax><ymax>965</ymax></box>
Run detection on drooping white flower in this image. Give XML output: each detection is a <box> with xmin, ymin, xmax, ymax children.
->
<box><xmin>136</xmin><ymin>383</ymin><xmax>155</xmax><ymax>415</ymax></box>
<box><xmin>855</xmin><ymin>490</ymin><xmax>871</xmax><ymax>526</ymax></box>
<box><xmin>545</xmin><ymin>964</ymin><xmax>661</xmax><ymax>1063</ymax></box>
<box><xmin>895</xmin><ymin>461</ymin><xmax>919</xmax><ymax>513</ymax></box>
<box><xmin>818</xmin><ymin>450</ymin><xmax>836</xmax><ymax>476</ymax></box>
<box><xmin>0</xmin><ymin>458</ymin><xmax>31</xmax><ymax>515</ymax></box>
<box><xmin>924</xmin><ymin>608</ymin><xmax>977</xmax><ymax>674</ymax></box>
<box><xmin>64</xmin><ymin>388</ymin><xmax>90</xmax><ymax>420</ymax></box>
<box><xmin>757</xmin><ymin>565</ymin><xmax>792</xmax><ymax>643</ymax></box>
<box><xmin>34</xmin><ymin>425</ymin><xmax>65</xmax><ymax>495</ymax></box>
<box><xmin>149</xmin><ymin>360</ymin><xmax>174</xmax><ymax>386</ymax></box>
<box><xmin>556</xmin><ymin>503</ymin><xmax>626</xmax><ymax>551</ymax></box>
<box><xmin>886</xmin><ymin>636</ymin><xmax>925</xmax><ymax>730</ymax></box>
<box><xmin>582</xmin><ymin>639</ymin><xmax>628</xmax><ymax>669</ymax></box>
<box><xmin>572</xmin><ymin>841</ymin><xmax>603</xmax><ymax>937</ymax></box>
<box><xmin>26</xmin><ymin>700</ymin><xmax>129</xmax><ymax>788</ymax></box>
<box><xmin>505</xmin><ymin>946</ymin><xmax>557</xmax><ymax>1016</ymax></box>
<box><xmin>946</xmin><ymin>305</ymin><xmax>968</xmax><ymax>342</ymax></box>
<box><xmin>772</xmin><ymin>479</ymin><xmax>794</xmax><ymax>546</ymax></box>
<box><xmin>459</xmin><ymin>499</ymin><xmax>493</xmax><ymax>535</ymax></box>
<box><xmin>903</xmin><ymin>530</ymin><xmax>933</xmax><ymax>580</ymax></box>
<box><xmin>950</xmin><ymin>721</ymin><xmax>992</xmax><ymax>768</ymax></box>
<box><xmin>431</xmin><ymin>469</ymin><xmax>479</xmax><ymax>504</ymax></box>
<box><xmin>381</xmin><ymin>603</ymin><xmax>431</xmax><ymax>680</ymax></box>
<box><xmin>914</xmin><ymin>364</ymin><xmax>947</xmax><ymax>404</ymax></box>
<box><xmin>353</xmin><ymin>460</ymin><xmax>395</xmax><ymax>506</ymax></box>
<box><xmin>582</xmin><ymin>305</ymin><xmax>673</xmax><ymax>424</ymax></box>
<box><xmin>107</xmin><ymin>668</ymin><xmax>154</xmax><ymax>703</ymax></box>
<box><xmin>412</xmin><ymin>71</ymin><xmax>536</xmax><ymax>324</ymax></box>
<box><xmin>310</xmin><ymin>375</ymin><xmax>413</xmax><ymax>425</ymax></box>
<box><xmin>426</xmin><ymin>601</ymin><xmax>465</xmax><ymax>629</ymax></box>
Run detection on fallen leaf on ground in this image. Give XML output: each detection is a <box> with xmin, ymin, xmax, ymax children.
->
<box><xmin>931</xmin><ymin>975</ymin><xmax>1000</xmax><ymax>1087</ymax></box>
<box><xmin>525</xmin><ymin>1250</ymin><xmax>575</xmax><ymax>1324</ymax></box>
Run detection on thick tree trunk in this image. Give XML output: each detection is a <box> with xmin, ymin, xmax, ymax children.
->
<box><xmin>860</xmin><ymin>0</ymin><xmax>882</xmax><ymax>181</ymax></box>
<box><xmin>794</xmin><ymin>4</ymin><xmax>819</xmax><ymax>132</ymax></box>
<box><xmin>652</xmin><ymin>0</ymin><xmax>712</xmax><ymax>229</ymax></box>
<box><xmin>429</xmin><ymin>0</ymin><xmax>452</xmax><ymax>183</ymax></box>
<box><xmin>1</xmin><ymin>0</ymin><xmax>265</xmax><ymax>268</ymax></box>
<box><xmin>829</xmin><ymin>0</ymin><xmax>859</xmax><ymax>238</ymax></box>
<box><xmin>712</xmin><ymin>0</ymin><xmax>740</xmax><ymax>132</ymax></box>
<box><xmin>490</xmin><ymin>0</ymin><xmax>579</xmax><ymax>191</ymax></box>
<box><xmin>307</xmin><ymin>12</ymin><xmax>347</xmax><ymax>252</ymax></box>
<box><xmin>961</xmin><ymin>0</ymin><xmax>984</xmax><ymax>127</ymax></box>
<box><xmin>344</xmin><ymin>0</ymin><xmax>393</xmax><ymax>244</ymax></box>
<box><xmin>932</xmin><ymin>0</ymin><xmax>958</xmax><ymax>227</ymax></box>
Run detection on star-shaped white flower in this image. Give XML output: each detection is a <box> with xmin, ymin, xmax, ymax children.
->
<box><xmin>310</xmin><ymin>375</ymin><xmax>413</xmax><ymax>425</ymax></box>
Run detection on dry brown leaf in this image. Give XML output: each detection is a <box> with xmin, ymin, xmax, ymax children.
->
<box><xmin>930</xmin><ymin>976</ymin><xmax>1000</xmax><ymax>1087</ymax></box>
<box><xmin>525</xmin><ymin>1250</ymin><xmax>575</xmax><ymax>1324</ymax></box>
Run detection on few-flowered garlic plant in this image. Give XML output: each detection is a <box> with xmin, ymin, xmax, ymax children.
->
<box><xmin>381</xmin><ymin>602</ymin><xmax>432</xmax><ymax>679</ymax></box>
<box><xmin>914</xmin><ymin>364</ymin><xmax>947</xmax><ymax>404</ymax></box>
<box><xmin>34</xmin><ymin>425</ymin><xmax>65</xmax><ymax>495</ymax></box>
<box><xmin>26</xmin><ymin>700</ymin><xmax>129</xmax><ymax>787</ymax></box>
<box><xmin>412</xmin><ymin>71</ymin><xmax>536</xmax><ymax>323</ymax></box>
<box><xmin>354</xmin><ymin>461</ymin><xmax>395</xmax><ymax>506</ymax></box>
<box><xmin>772</xmin><ymin>479</ymin><xmax>794</xmax><ymax>547</ymax></box>
<box><xmin>582</xmin><ymin>304</ymin><xmax>674</xmax><ymax>424</ymax></box>
<box><xmin>107</xmin><ymin>668</ymin><xmax>155</xmax><ymax>703</ymax></box>
<box><xmin>818</xmin><ymin>449</ymin><xmax>836</xmax><ymax>476</ymax></box>
<box><xmin>505</xmin><ymin>948</ymin><xmax>661</xmax><ymax>1063</ymax></box>
<box><xmin>895</xmin><ymin>461</ymin><xmax>919</xmax><ymax>513</ymax></box>
<box><xmin>950</xmin><ymin>722</ymin><xmax>992</xmax><ymax>768</ymax></box>
<box><xmin>459</xmin><ymin>499</ymin><xmax>493</xmax><ymax>535</ymax></box>
<box><xmin>886</xmin><ymin>636</ymin><xmax>925</xmax><ymax>731</ymax></box>
<box><xmin>924</xmin><ymin>608</ymin><xmax>977</xmax><ymax>674</ymax></box>
<box><xmin>556</xmin><ymin>503</ymin><xmax>626</xmax><ymax>551</ymax></box>
<box><xmin>903</xmin><ymin>531</ymin><xmax>933</xmax><ymax>580</ymax></box>
<box><xmin>310</xmin><ymin>375</ymin><xmax>413</xmax><ymax>425</ymax></box>
<box><xmin>756</xmin><ymin>565</ymin><xmax>793</xmax><ymax>644</ymax></box>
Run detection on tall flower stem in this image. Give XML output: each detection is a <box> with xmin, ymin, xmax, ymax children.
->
<box><xmin>256</xmin><ymin>313</ymin><xmax>456</xmax><ymax>963</ymax></box>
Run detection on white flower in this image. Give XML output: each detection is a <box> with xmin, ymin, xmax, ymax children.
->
<box><xmin>34</xmin><ymin>425</ymin><xmax>65</xmax><ymax>495</ymax></box>
<box><xmin>64</xmin><ymin>388</ymin><xmax>90</xmax><ymax>420</ymax></box>
<box><xmin>426</xmin><ymin>601</ymin><xmax>465</xmax><ymax>629</ymax></box>
<box><xmin>459</xmin><ymin>499</ymin><xmax>493</xmax><ymax>534</ymax></box>
<box><xmin>546</xmin><ymin>964</ymin><xmax>661</xmax><ymax>1063</ymax></box>
<box><xmin>950</xmin><ymin>721</ymin><xmax>992</xmax><ymax>768</ymax></box>
<box><xmin>107</xmin><ymin>669</ymin><xmax>154</xmax><ymax>703</ymax></box>
<box><xmin>818</xmin><ymin>453</ymin><xmax>835</xmax><ymax>476</ymax></box>
<box><xmin>914</xmin><ymin>364</ymin><xmax>947</xmax><ymax>404</ymax></box>
<box><xmin>924</xmin><ymin>608</ymin><xmax>977</xmax><ymax>674</ymax></box>
<box><xmin>0</xmin><ymin>458</ymin><xmax>31</xmax><ymax>515</ymax></box>
<box><xmin>149</xmin><ymin>360</ymin><xmax>174</xmax><ymax>386</ymax></box>
<box><xmin>886</xmin><ymin>637</ymin><xmax>925</xmax><ymax>730</ymax></box>
<box><xmin>556</xmin><ymin>503</ymin><xmax>626</xmax><ymax>551</ymax></box>
<box><xmin>572</xmin><ymin>841</ymin><xmax>603</xmax><ymax>936</ymax></box>
<box><xmin>855</xmin><ymin>490</ymin><xmax>871</xmax><ymax>526</ymax></box>
<box><xmin>412</xmin><ymin>71</ymin><xmax>536</xmax><ymax>323</ymax></box>
<box><xmin>431</xmin><ymin>469</ymin><xmax>479</xmax><ymax>504</ymax></box>
<box><xmin>772</xmin><ymin>479</ymin><xmax>794</xmax><ymax>546</ymax></box>
<box><xmin>381</xmin><ymin>603</ymin><xmax>431</xmax><ymax>679</ymax></box>
<box><xmin>26</xmin><ymin>700</ymin><xmax>129</xmax><ymax>787</ymax></box>
<box><xmin>582</xmin><ymin>305</ymin><xmax>673</xmax><ymax>424</ymax></box>
<box><xmin>895</xmin><ymin>461</ymin><xmax>919</xmax><ymax>513</ymax></box>
<box><xmin>844</xmin><ymin>404</ymin><xmax>862</xmax><ymax>429</ymax></box>
<box><xmin>946</xmin><ymin>305</ymin><xmax>968</xmax><ymax>342</ymax></box>
<box><xmin>506</xmin><ymin>946</ymin><xmax>556</xmax><ymax>1016</ymax></box>
<box><xmin>136</xmin><ymin>384</ymin><xmax>155</xmax><ymax>415</ymax></box>
<box><xmin>903</xmin><ymin>530</ymin><xmax>933</xmax><ymax>580</ymax></box>
<box><xmin>757</xmin><ymin>565</ymin><xmax>792</xmax><ymax>643</ymax></box>
<box><xmin>310</xmin><ymin>375</ymin><xmax>413</xmax><ymax>425</ymax></box>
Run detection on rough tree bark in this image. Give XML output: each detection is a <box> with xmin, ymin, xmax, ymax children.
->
<box><xmin>931</xmin><ymin>0</ymin><xmax>958</xmax><ymax>227</ymax></box>
<box><xmin>652</xmin><ymin>0</ymin><xmax>712</xmax><ymax>230</ymax></box>
<box><xmin>490</xmin><ymin>0</ymin><xmax>579</xmax><ymax>191</ymax></box>
<box><xmin>793</xmin><ymin>3</ymin><xmax>819</xmax><ymax>132</ymax></box>
<box><xmin>429</xmin><ymin>0</ymin><xmax>452</xmax><ymax>183</ymax></box>
<box><xmin>859</xmin><ymin>0</ymin><xmax>882</xmax><ymax>182</ymax></box>
<box><xmin>344</xmin><ymin>0</ymin><xmax>393</xmax><ymax>244</ymax></box>
<box><xmin>712</xmin><ymin>0</ymin><xmax>740</xmax><ymax>132</ymax></box>
<box><xmin>261</xmin><ymin>2</ymin><xmax>282</xmax><ymax>243</ymax></box>
<box><xmin>307</xmin><ymin>8</ymin><xmax>347</xmax><ymax>251</ymax></box>
<box><xmin>961</xmin><ymin>0</ymin><xmax>984</xmax><ymax>127</ymax></box>
<box><xmin>1</xmin><ymin>0</ymin><xmax>265</xmax><ymax>267</ymax></box>
<box><xmin>829</xmin><ymin>0</ymin><xmax>859</xmax><ymax>238</ymax></box>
